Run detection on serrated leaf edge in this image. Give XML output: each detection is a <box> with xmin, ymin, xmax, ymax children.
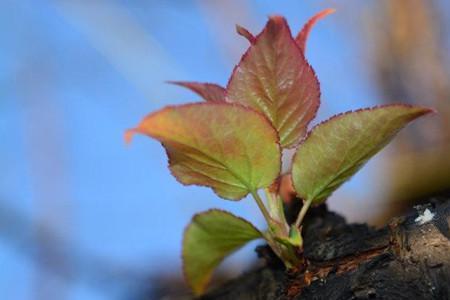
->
<box><xmin>290</xmin><ymin>104</ymin><xmax>435</xmax><ymax>201</ymax></box>
<box><xmin>126</xmin><ymin>102</ymin><xmax>283</xmax><ymax>201</ymax></box>
<box><xmin>225</xmin><ymin>15</ymin><xmax>321</xmax><ymax>149</ymax></box>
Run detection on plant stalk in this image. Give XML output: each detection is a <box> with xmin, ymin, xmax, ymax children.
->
<box><xmin>294</xmin><ymin>198</ymin><xmax>313</xmax><ymax>228</ymax></box>
<box><xmin>264</xmin><ymin>188</ymin><xmax>288</xmax><ymax>227</ymax></box>
<box><xmin>251</xmin><ymin>190</ymin><xmax>272</xmax><ymax>226</ymax></box>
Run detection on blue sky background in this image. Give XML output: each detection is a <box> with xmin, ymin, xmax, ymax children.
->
<box><xmin>1</xmin><ymin>1</ymin><xmax>444</xmax><ymax>299</ymax></box>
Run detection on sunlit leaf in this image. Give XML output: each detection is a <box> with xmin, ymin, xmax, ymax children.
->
<box><xmin>292</xmin><ymin>105</ymin><xmax>433</xmax><ymax>203</ymax></box>
<box><xmin>183</xmin><ymin>209</ymin><xmax>262</xmax><ymax>295</ymax></box>
<box><xmin>126</xmin><ymin>103</ymin><xmax>281</xmax><ymax>200</ymax></box>
<box><xmin>169</xmin><ymin>81</ymin><xmax>226</xmax><ymax>102</ymax></box>
<box><xmin>236</xmin><ymin>24</ymin><xmax>255</xmax><ymax>44</ymax></box>
<box><xmin>227</xmin><ymin>16</ymin><xmax>320</xmax><ymax>148</ymax></box>
<box><xmin>295</xmin><ymin>8</ymin><xmax>335</xmax><ymax>54</ymax></box>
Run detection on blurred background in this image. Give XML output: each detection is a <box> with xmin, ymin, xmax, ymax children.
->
<box><xmin>1</xmin><ymin>1</ymin><xmax>449</xmax><ymax>299</ymax></box>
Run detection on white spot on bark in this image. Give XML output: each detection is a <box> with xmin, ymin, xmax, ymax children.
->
<box><xmin>415</xmin><ymin>208</ymin><xmax>434</xmax><ymax>225</ymax></box>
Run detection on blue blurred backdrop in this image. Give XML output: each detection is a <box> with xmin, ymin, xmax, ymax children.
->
<box><xmin>2</xmin><ymin>1</ymin><xmax>449</xmax><ymax>299</ymax></box>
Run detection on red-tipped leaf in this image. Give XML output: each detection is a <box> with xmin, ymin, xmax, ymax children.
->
<box><xmin>236</xmin><ymin>24</ymin><xmax>256</xmax><ymax>44</ymax></box>
<box><xmin>227</xmin><ymin>16</ymin><xmax>320</xmax><ymax>148</ymax></box>
<box><xmin>169</xmin><ymin>81</ymin><xmax>226</xmax><ymax>102</ymax></box>
<box><xmin>295</xmin><ymin>8</ymin><xmax>335</xmax><ymax>54</ymax></box>
<box><xmin>126</xmin><ymin>103</ymin><xmax>281</xmax><ymax>200</ymax></box>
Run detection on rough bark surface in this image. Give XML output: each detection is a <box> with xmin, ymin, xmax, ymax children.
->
<box><xmin>201</xmin><ymin>196</ymin><xmax>450</xmax><ymax>300</ymax></box>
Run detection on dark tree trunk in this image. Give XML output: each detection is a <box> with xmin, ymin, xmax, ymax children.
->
<box><xmin>201</xmin><ymin>196</ymin><xmax>450</xmax><ymax>300</ymax></box>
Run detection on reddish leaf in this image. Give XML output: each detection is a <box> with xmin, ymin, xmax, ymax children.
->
<box><xmin>227</xmin><ymin>16</ymin><xmax>320</xmax><ymax>148</ymax></box>
<box><xmin>169</xmin><ymin>81</ymin><xmax>226</xmax><ymax>102</ymax></box>
<box><xmin>295</xmin><ymin>8</ymin><xmax>335</xmax><ymax>54</ymax></box>
<box><xmin>126</xmin><ymin>103</ymin><xmax>281</xmax><ymax>200</ymax></box>
<box><xmin>236</xmin><ymin>24</ymin><xmax>256</xmax><ymax>44</ymax></box>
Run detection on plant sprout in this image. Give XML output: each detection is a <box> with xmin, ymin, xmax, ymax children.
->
<box><xmin>126</xmin><ymin>9</ymin><xmax>433</xmax><ymax>295</ymax></box>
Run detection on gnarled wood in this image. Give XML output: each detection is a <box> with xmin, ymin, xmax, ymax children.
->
<box><xmin>201</xmin><ymin>196</ymin><xmax>450</xmax><ymax>300</ymax></box>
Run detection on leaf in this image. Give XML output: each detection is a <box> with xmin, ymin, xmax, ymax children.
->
<box><xmin>291</xmin><ymin>105</ymin><xmax>433</xmax><ymax>203</ymax></box>
<box><xmin>126</xmin><ymin>103</ymin><xmax>281</xmax><ymax>200</ymax></box>
<box><xmin>236</xmin><ymin>24</ymin><xmax>255</xmax><ymax>44</ymax></box>
<box><xmin>295</xmin><ymin>8</ymin><xmax>335</xmax><ymax>54</ymax></box>
<box><xmin>169</xmin><ymin>81</ymin><xmax>226</xmax><ymax>102</ymax></box>
<box><xmin>288</xmin><ymin>225</ymin><xmax>302</xmax><ymax>247</ymax></box>
<box><xmin>183</xmin><ymin>209</ymin><xmax>262</xmax><ymax>295</ymax></box>
<box><xmin>226</xmin><ymin>16</ymin><xmax>320</xmax><ymax>148</ymax></box>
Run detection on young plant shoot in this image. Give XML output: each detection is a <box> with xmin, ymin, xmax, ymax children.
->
<box><xmin>126</xmin><ymin>9</ymin><xmax>433</xmax><ymax>295</ymax></box>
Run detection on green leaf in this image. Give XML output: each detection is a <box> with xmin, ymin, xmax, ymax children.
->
<box><xmin>288</xmin><ymin>225</ymin><xmax>302</xmax><ymax>247</ymax></box>
<box><xmin>168</xmin><ymin>81</ymin><xmax>226</xmax><ymax>102</ymax></box>
<box><xmin>292</xmin><ymin>105</ymin><xmax>433</xmax><ymax>203</ymax></box>
<box><xmin>226</xmin><ymin>16</ymin><xmax>320</xmax><ymax>149</ymax></box>
<box><xmin>183</xmin><ymin>209</ymin><xmax>262</xmax><ymax>295</ymax></box>
<box><xmin>274</xmin><ymin>225</ymin><xmax>303</xmax><ymax>248</ymax></box>
<box><xmin>295</xmin><ymin>8</ymin><xmax>335</xmax><ymax>54</ymax></box>
<box><xmin>126</xmin><ymin>103</ymin><xmax>281</xmax><ymax>200</ymax></box>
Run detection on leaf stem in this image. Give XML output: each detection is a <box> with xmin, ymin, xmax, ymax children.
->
<box><xmin>251</xmin><ymin>190</ymin><xmax>272</xmax><ymax>226</ymax></box>
<box><xmin>265</xmin><ymin>188</ymin><xmax>288</xmax><ymax>226</ymax></box>
<box><xmin>294</xmin><ymin>198</ymin><xmax>313</xmax><ymax>228</ymax></box>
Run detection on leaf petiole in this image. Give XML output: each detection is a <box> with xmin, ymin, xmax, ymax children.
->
<box><xmin>251</xmin><ymin>190</ymin><xmax>272</xmax><ymax>226</ymax></box>
<box><xmin>265</xmin><ymin>188</ymin><xmax>288</xmax><ymax>226</ymax></box>
<box><xmin>294</xmin><ymin>198</ymin><xmax>313</xmax><ymax>228</ymax></box>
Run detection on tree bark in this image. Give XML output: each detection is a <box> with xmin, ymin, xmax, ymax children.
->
<box><xmin>201</xmin><ymin>196</ymin><xmax>450</xmax><ymax>300</ymax></box>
